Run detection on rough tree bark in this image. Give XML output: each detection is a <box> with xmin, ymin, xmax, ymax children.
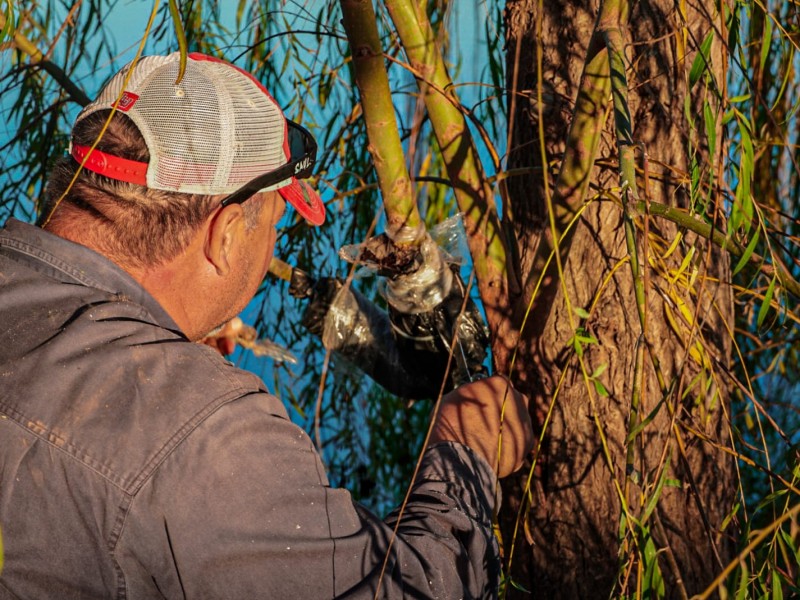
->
<box><xmin>497</xmin><ymin>0</ymin><xmax>736</xmax><ymax>597</ymax></box>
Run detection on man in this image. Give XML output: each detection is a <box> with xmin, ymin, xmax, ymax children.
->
<box><xmin>0</xmin><ymin>52</ymin><xmax>532</xmax><ymax>598</ymax></box>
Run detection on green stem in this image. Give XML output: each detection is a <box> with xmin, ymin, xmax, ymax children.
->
<box><xmin>604</xmin><ymin>22</ymin><xmax>647</xmax><ymax>335</ymax></box>
<box><xmin>552</xmin><ymin>31</ymin><xmax>611</xmax><ymax>231</ymax></box>
<box><xmin>339</xmin><ymin>0</ymin><xmax>422</xmax><ymax>240</ymax></box>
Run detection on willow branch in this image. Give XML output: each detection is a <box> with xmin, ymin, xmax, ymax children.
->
<box><xmin>339</xmin><ymin>0</ymin><xmax>422</xmax><ymax>240</ymax></box>
<box><xmin>602</xmin><ymin>6</ymin><xmax>648</xmax><ymax>337</ymax></box>
<box><xmin>635</xmin><ymin>200</ymin><xmax>800</xmax><ymax>301</ymax></box>
<box><xmin>552</xmin><ymin>33</ymin><xmax>611</xmax><ymax>228</ymax></box>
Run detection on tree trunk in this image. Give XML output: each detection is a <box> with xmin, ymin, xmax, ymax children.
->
<box><xmin>498</xmin><ymin>0</ymin><xmax>736</xmax><ymax>597</ymax></box>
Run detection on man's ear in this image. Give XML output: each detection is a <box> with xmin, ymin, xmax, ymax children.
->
<box><xmin>205</xmin><ymin>204</ymin><xmax>245</xmax><ymax>276</ymax></box>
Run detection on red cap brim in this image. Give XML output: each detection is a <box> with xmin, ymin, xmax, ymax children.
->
<box><xmin>278</xmin><ymin>179</ymin><xmax>326</xmax><ymax>226</ymax></box>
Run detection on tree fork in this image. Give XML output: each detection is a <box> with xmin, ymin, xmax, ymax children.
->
<box><xmin>383</xmin><ymin>0</ymin><xmax>519</xmax><ymax>357</ymax></box>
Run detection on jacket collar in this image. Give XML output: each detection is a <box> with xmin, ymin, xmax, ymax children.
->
<box><xmin>0</xmin><ymin>218</ymin><xmax>182</xmax><ymax>335</ymax></box>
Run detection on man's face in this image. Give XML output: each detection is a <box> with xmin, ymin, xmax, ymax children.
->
<box><xmin>242</xmin><ymin>191</ymin><xmax>286</xmax><ymax>296</ymax></box>
<box><xmin>206</xmin><ymin>192</ymin><xmax>286</xmax><ymax>336</ymax></box>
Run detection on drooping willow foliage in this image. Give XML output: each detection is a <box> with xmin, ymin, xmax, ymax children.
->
<box><xmin>1</xmin><ymin>0</ymin><xmax>799</xmax><ymax>596</ymax></box>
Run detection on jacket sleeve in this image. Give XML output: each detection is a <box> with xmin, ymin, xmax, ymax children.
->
<box><xmin>116</xmin><ymin>392</ymin><xmax>501</xmax><ymax>599</ymax></box>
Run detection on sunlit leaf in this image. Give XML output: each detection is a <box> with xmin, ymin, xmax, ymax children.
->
<box><xmin>733</xmin><ymin>228</ymin><xmax>760</xmax><ymax>276</ymax></box>
<box><xmin>757</xmin><ymin>277</ymin><xmax>776</xmax><ymax>328</ymax></box>
<box><xmin>592</xmin><ymin>379</ymin><xmax>608</xmax><ymax>397</ymax></box>
<box><xmin>591</xmin><ymin>363</ymin><xmax>608</xmax><ymax>378</ymax></box>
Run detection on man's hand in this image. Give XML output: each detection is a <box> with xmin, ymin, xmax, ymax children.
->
<box><xmin>200</xmin><ymin>317</ymin><xmax>245</xmax><ymax>356</ymax></box>
<box><xmin>428</xmin><ymin>375</ymin><xmax>533</xmax><ymax>478</ymax></box>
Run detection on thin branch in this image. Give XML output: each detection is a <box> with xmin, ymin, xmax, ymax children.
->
<box><xmin>635</xmin><ymin>200</ymin><xmax>800</xmax><ymax>301</ymax></box>
<box><xmin>0</xmin><ymin>12</ymin><xmax>90</xmax><ymax>107</ymax></box>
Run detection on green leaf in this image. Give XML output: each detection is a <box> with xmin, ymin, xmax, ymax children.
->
<box><xmin>740</xmin><ymin>117</ymin><xmax>754</xmax><ymax>169</ymax></box>
<box><xmin>757</xmin><ymin>277</ymin><xmax>776</xmax><ymax>328</ymax></box>
<box><xmin>618</xmin><ymin>511</ymin><xmax>628</xmax><ymax>540</ymax></box>
<box><xmin>0</xmin><ymin>0</ymin><xmax>13</xmax><ymax>43</ymax></box>
<box><xmin>684</xmin><ymin>93</ymin><xmax>696</xmax><ymax>129</ymax></box>
<box><xmin>626</xmin><ymin>398</ymin><xmax>666</xmax><ymax>442</ymax></box>
<box><xmin>642</xmin><ymin>533</ymin><xmax>665</xmax><ymax>598</ymax></box>
<box><xmin>235</xmin><ymin>0</ymin><xmax>247</xmax><ymax>29</ymax></box>
<box><xmin>575</xmin><ymin>306</ymin><xmax>590</xmax><ymax>319</ymax></box>
<box><xmin>721</xmin><ymin>109</ymin><xmax>736</xmax><ymax>126</ymax></box>
<box><xmin>690</xmin><ymin>30</ymin><xmax>715</xmax><ymax>88</ymax></box>
<box><xmin>735</xmin><ymin>562</ymin><xmax>749</xmax><ymax>600</ymax></box>
<box><xmin>642</xmin><ymin>456</ymin><xmax>671</xmax><ymax>524</ymax></box>
<box><xmin>704</xmin><ymin>101</ymin><xmax>717</xmax><ymax>156</ymax></box>
<box><xmin>572</xmin><ymin>336</ymin><xmax>584</xmax><ymax>358</ymax></box>
<box><xmin>690</xmin><ymin>155</ymin><xmax>702</xmax><ymax>212</ymax></box>
<box><xmin>779</xmin><ymin>527</ymin><xmax>800</xmax><ymax>565</ymax></box>
<box><xmin>760</xmin><ymin>17</ymin><xmax>772</xmax><ymax>74</ymax></box>
<box><xmin>772</xmin><ymin>569</ymin><xmax>783</xmax><ymax>600</ymax></box>
<box><xmin>726</xmin><ymin>1</ymin><xmax>739</xmax><ymax>52</ymax></box>
<box><xmin>508</xmin><ymin>577</ymin><xmax>531</xmax><ymax>593</ymax></box>
<box><xmin>168</xmin><ymin>0</ymin><xmax>188</xmax><ymax>84</ymax></box>
<box><xmin>731</xmin><ymin>116</ymin><xmax>754</xmax><ymax>235</ymax></box>
<box><xmin>721</xmin><ymin>502</ymin><xmax>741</xmax><ymax>531</ymax></box>
<box><xmin>591</xmin><ymin>363</ymin><xmax>608</xmax><ymax>378</ymax></box>
<box><xmin>593</xmin><ymin>379</ymin><xmax>609</xmax><ymax>397</ymax></box>
<box><xmin>733</xmin><ymin>228</ymin><xmax>760</xmax><ymax>275</ymax></box>
<box><xmin>771</xmin><ymin>46</ymin><xmax>796</xmax><ymax>113</ymax></box>
<box><xmin>786</xmin><ymin>86</ymin><xmax>800</xmax><ymax>121</ymax></box>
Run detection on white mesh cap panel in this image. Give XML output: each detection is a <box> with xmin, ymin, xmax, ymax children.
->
<box><xmin>214</xmin><ymin>62</ymin><xmax>288</xmax><ymax>190</ymax></box>
<box><xmin>74</xmin><ymin>53</ymin><xmax>290</xmax><ymax>195</ymax></box>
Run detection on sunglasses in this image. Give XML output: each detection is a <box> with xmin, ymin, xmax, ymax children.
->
<box><xmin>220</xmin><ymin>120</ymin><xmax>317</xmax><ymax>207</ymax></box>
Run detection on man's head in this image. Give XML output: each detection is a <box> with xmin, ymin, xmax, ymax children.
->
<box><xmin>44</xmin><ymin>52</ymin><xmax>324</xmax><ymax>265</ymax></box>
<box><xmin>43</xmin><ymin>52</ymin><xmax>325</xmax><ymax>338</ymax></box>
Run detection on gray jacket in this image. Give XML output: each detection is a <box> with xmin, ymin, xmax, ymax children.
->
<box><xmin>0</xmin><ymin>219</ymin><xmax>500</xmax><ymax>599</ymax></box>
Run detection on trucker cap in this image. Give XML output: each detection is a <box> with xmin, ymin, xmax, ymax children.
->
<box><xmin>69</xmin><ymin>52</ymin><xmax>326</xmax><ymax>226</ymax></box>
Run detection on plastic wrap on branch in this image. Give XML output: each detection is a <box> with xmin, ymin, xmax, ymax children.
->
<box><xmin>338</xmin><ymin>213</ymin><xmax>468</xmax><ymax>277</ymax></box>
<box><xmin>292</xmin><ymin>277</ymin><xmax>443</xmax><ymax>398</ymax></box>
<box><xmin>299</xmin><ymin>216</ymin><xmax>489</xmax><ymax>393</ymax></box>
<box><xmin>292</xmin><ymin>272</ymin><xmax>488</xmax><ymax>396</ymax></box>
<box><xmin>338</xmin><ymin>218</ymin><xmax>468</xmax><ymax>315</ymax></box>
<box><xmin>429</xmin><ymin>213</ymin><xmax>470</xmax><ymax>266</ymax></box>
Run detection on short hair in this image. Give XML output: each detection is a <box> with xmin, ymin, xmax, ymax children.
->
<box><xmin>42</xmin><ymin>110</ymin><xmax>263</xmax><ymax>270</ymax></box>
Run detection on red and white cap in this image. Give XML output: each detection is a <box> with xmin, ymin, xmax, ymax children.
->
<box><xmin>70</xmin><ymin>52</ymin><xmax>325</xmax><ymax>226</ymax></box>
